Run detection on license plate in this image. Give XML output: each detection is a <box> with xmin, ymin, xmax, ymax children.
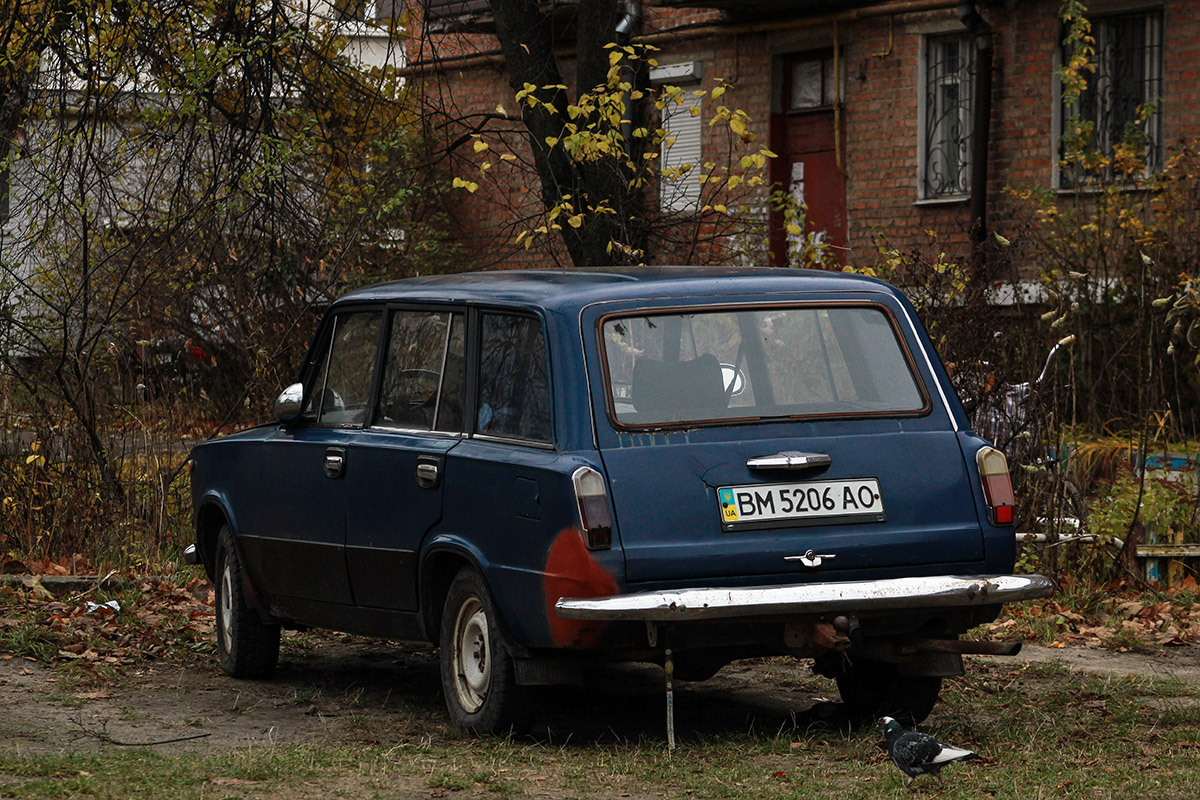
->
<box><xmin>718</xmin><ymin>478</ymin><xmax>884</xmax><ymax>529</ymax></box>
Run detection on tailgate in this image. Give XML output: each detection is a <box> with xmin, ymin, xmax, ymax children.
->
<box><xmin>589</xmin><ymin>298</ymin><xmax>984</xmax><ymax>584</ymax></box>
<box><xmin>601</xmin><ymin>422</ymin><xmax>983</xmax><ymax>583</ymax></box>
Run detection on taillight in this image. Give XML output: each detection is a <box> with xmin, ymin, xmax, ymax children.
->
<box><xmin>572</xmin><ymin>467</ymin><xmax>613</xmax><ymax>550</ymax></box>
<box><xmin>977</xmin><ymin>446</ymin><xmax>1015</xmax><ymax>525</ymax></box>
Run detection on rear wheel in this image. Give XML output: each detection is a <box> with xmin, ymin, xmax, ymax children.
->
<box><xmin>215</xmin><ymin>525</ymin><xmax>280</xmax><ymax>678</ymax></box>
<box><xmin>439</xmin><ymin>568</ymin><xmax>533</xmax><ymax>734</ymax></box>
<box><xmin>833</xmin><ymin>659</ymin><xmax>941</xmax><ymax>726</ymax></box>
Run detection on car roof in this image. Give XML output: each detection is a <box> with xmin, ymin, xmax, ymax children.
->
<box><xmin>334</xmin><ymin>267</ymin><xmax>898</xmax><ymax>314</ymax></box>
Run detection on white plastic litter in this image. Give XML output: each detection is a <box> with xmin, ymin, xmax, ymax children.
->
<box><xmin>84</xmin><ymin>600</ymin><xmax>121</xmax><ymax>614</ymax></box>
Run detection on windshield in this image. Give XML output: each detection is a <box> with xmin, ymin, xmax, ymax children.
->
<box><xmin>601</xmin><ymin>305</ymin><xmax>927</xmax><ymax>426</ymax></box>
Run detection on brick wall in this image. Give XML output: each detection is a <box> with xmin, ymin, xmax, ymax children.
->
<box><xmin>405</xmin><ymin>0</ymin><xmax>1200</xmax><ymax>272</ymax></box>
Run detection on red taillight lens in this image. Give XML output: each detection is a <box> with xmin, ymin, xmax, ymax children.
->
<box><xmin>572</xmin><ymin>467</ymin><xmax>613</xmax><ymax>549</ymax></box>
<box><xmin>977</xmin><ymin>446</ymin><xmax>1015</xmax><ymax>525</ymax></box>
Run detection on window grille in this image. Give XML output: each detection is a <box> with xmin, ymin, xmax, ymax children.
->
<box><xmin>922</xmin><ymin>34</ymin><xmax>974</xmax><ymax>199</ymax></box>
<box><xmin>1059</xmin><ymin>11</ymin><xmax>1163</xmax><ymax>187</ymax></box>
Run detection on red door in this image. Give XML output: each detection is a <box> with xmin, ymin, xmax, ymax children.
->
<box><xmin>770</xmin><ymin>53</ymin><xmax>847</xmax><ymax>266</ymax></box>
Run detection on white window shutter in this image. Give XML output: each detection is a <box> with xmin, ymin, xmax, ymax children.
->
<box><xmin>659</xmin><ymin>93</ymin><xmax>703</xmax><ymax>213</ymax></box>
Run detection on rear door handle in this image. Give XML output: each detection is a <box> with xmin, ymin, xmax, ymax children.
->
<box><xmin>416</xmin><ymin>455</ymin><xmax>442</xmax><ymax>489</ymax></box>
<box><xmin>324</xmin><ymin>447</ymin><xmax>346</xmax><ymax>479</ymax></box>
<box><xmin>747</xmin><ymin>451</ymin><xmax>831</xmax><ymax>470</ymax></box>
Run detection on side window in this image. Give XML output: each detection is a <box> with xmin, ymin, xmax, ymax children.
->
<box><xmin>374</xmin><ymin>310</ymin><xmax>465</xmax><ymax>432</ymax></box>
<box><xmin>477</xmin><ymin>313</ymin><xmax>552</xmax><ymax>443</ymax></box>
<box><xmin>301</xmin><ymin>311</ymin><xmax>382</xmax><ymax>426</ymax></box>
<box><xmin>436</xmin><ymin>313</ymin><xmax>467</xmax><ymax>432</ymax></box>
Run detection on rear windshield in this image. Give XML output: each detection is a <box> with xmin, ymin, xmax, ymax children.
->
<box><xmin>601</xmin><ymin>305</ymin><xmax>927</xmax><ymax>426</ymax></box>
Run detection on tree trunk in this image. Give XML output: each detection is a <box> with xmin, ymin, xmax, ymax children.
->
<box><xmin>489</xmin><ymin>0</ymin><xmax>642</xmax><ymax>266</ymax></box>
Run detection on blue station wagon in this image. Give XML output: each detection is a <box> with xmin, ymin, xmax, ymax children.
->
<box><xmin>187</xmin><ymin>267</ymin><xmax>1052</xmax><ymax>735</ymax></box>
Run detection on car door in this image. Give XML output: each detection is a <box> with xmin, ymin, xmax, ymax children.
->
<box><xmin>345</xmin><ymin>308</ymin><xmax>467</xmax><ymax>611</ymax></box>
<box><xmin>246</xmin><ymin>309</ymin><xmax>382</xmax><ymax>606</ymax></box>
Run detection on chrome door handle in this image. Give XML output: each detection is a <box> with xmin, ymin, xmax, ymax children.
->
<box><xmin>415</xmin><ymin>455</ymin><xmax>441</xmax><ymax>489</ymax></box>
<box><xmin>324</xmin><ymin>448</ymin><xmax>346</xmax><ymax>479</ymax></box>
<box><xmin>747</xmin><ymin>451</ymin><xmax>831</xmax><ymax>470</ymax></box>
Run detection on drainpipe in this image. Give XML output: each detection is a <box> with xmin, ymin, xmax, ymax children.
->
<box><xmin>959</xmin><ymin>1</ymin><xmax>992</xmax><ymax>269</ymax></box>
<box><xmin>616</xmin><ymin>0</ymin><xmax>643</xmax><ymax>146</ymax></box>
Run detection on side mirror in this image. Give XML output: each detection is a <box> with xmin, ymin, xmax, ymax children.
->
<box><xmin>274</xmin><ymin>382</ymin><xmax>304</xmax><ymax>423</ymax></box>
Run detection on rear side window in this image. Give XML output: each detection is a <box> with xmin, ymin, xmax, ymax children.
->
<box><xmin>602</xmin><ymin>305</ymin><xmax>926</xmax><ymax>426</ymax></box>
<box><xmin>374</xmin><ymin>310</ymin><xmax>466</xmax><ymax>432</ymax></box>
<box><xmin>477</xmin><ymin>313</ymin><xmax>552</xmax><ymax>443</ymax></box>
<box><xmin>302</xmin><ymin>311</ymin><xmax>383</xmax><ymax>426</ymax></box>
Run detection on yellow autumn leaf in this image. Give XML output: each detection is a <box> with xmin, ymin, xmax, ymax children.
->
<box><xmin>473</xmin><ymin>140</ymin><xmax>489</xmax><ymax>153</ymax></box>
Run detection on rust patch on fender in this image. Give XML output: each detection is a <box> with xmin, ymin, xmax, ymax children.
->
<box><xmin>543</xmin><ymin>528</ymin><xmax>618</xmax><ymax>648</ymax></box>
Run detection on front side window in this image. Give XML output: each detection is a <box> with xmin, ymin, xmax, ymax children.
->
<box><xmin>921</xmin><ymin>34</ymin><xmax>974</xmax><ymax>199</ymax></box>
<box><xmin>374</xmin><ymin>310</ymin><xmax>465</xmax><ymax>432</ymax></box>
<box><xmin>602</xmin><ymin>305</ymin><xmax>926</xmax><ymax>427</ymax></box>
<box><xmin>302</xmin><ymin>310</ymin><xmax>382</xmax><ymax>426</ymax></box>
<box><xmin>1058</xmin><ymin>11</ymin><xmax>1163</xmax><ymax>187</ymax></box>
<box><xmin>477</xmin><ymin>313</ymin><xmax>552</xmax><ymax>443</ymax></box>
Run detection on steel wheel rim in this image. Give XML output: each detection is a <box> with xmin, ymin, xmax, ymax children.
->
<box><xmin>451</xmin><ymin>596</ymin><xmax>490</xmax><ymax>713</ymax></box>
<box><xmin>219</xmin><ymin>559</ymin><xmax>234</xmax><ymax>654</ymax></box>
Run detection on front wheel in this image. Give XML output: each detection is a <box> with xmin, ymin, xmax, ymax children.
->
<box><xmin>215</xmin><ymin>525</ymin><xmax>280</xmax><ymax>679</ymax></box>
<box><xmin>439</xmin><ymin>568</ymin><xmax>533</xmax><ymax>734</ymax></box>
<box><xmin>833</xmin><ymin>658</ymin><xmax>941</xmax><ymax>727</ymax></box>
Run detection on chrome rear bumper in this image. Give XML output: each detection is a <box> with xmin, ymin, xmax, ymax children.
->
<box><xmin>555</xmin><ymin>574</ymin><xmax>1053</xmax><ymax>622</ymax></box>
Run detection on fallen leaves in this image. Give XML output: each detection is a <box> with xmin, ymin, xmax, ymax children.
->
<box><xmin>985</xmin><ymin>589</ymin><xmax>1200</xmax><ymax>650</ymax></box>
<box><xmin>1</xmin><ymin>576</ymin><xmax>217</xmax><ymax>676</ymax></box>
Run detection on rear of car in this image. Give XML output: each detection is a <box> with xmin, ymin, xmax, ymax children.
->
<box><xmin>556</xmin><ymin>275</ymin><xmax>1050</xmax><ymax>723</ymax></box>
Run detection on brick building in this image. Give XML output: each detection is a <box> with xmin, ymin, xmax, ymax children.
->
<box><xmin>405</xmin><ymin>0</ymin><xmax>1199</xmax><ymax>271</ymax></box>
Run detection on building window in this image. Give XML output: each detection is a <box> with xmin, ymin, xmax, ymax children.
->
<box><xmin>658</xmin><ymin>91</ymin><xmax>703</xmax><ymax>213</ymax></box>
<box><xmin>921</xmin><ymin>34</ymin><xmax>974</xmax><ymax>199</ymax></box>
<box><xmin>1058</xmin><ymin>11</ymin><xmax>1163</xmax><ymax>187</ymax></box>
<box><xmin>787</xmin><ymin>54</ymin><xmax>838</xmax><ymax>110</ymax></box>
<box><xmin>336</xmin><ymin>0</ymin><xmax>379</xmax><ymax>24</ymax></box>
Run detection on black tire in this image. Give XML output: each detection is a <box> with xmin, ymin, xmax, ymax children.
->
<box><xmin>439</xmin><ymin>568</ymin><xmax>533</xmax><ymax>734</ymax></box>
<box><xmin>834</xmin><ymin>659</ymin><xmax>941</xmax><ymax>727</ymax></box>
<box><xmin>215</xmin><ymin>525</ymin><xmax>280</xmax><ymax>679</ymax></box>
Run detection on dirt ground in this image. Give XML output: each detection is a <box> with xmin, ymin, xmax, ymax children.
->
<box><xmin>5</xmin><ymin>630</ymin><xmax>1200</xmax><ymax>758</ymax></box>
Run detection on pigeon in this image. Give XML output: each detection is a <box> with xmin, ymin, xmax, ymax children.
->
<box><xmin>876</xmin><ymin>716</ymin><xmax>981</xmax><ymax>789</ymax></box>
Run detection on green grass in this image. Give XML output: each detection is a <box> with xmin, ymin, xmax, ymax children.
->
<box><xmin>2</xmin><ymin>660</ymin><xmax>1198</xmax><ymax>799</ymax></box>
<box><xmin>0</xmin><ymin>622</ymin><xmax>64</xmax><ymax>662</ymax></box>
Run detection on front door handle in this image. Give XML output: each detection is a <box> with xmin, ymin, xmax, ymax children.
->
<box><xmin>324</xmin><ymin>447</ymin><xmax>346</xmax><ymax>479</ymax></box>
